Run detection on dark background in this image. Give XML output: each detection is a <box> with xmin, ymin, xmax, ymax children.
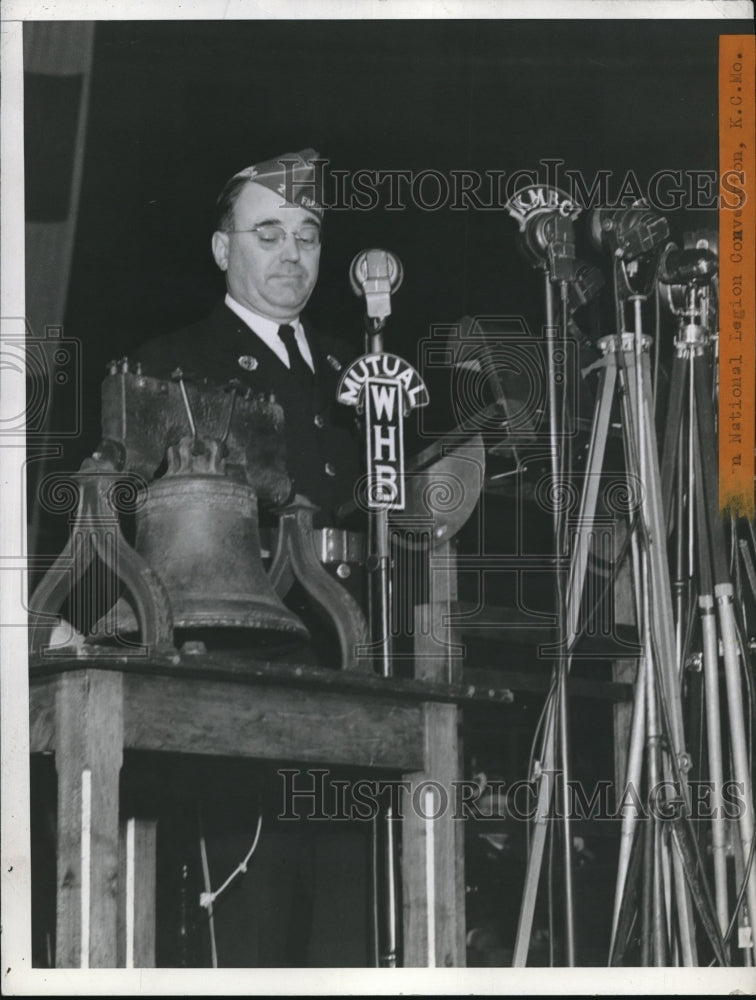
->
<box><xmin>25</xmin><ymin>17</ymin><xmax>749</xmax><ymax>471</ymax></box>
<box><xmin>25</xmin><ymin>17</ymin><xmax>751</xmax><ymax>967</ymax></box>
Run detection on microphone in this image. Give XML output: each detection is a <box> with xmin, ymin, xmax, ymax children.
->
<box><xmin>520</xmin><ymin>213</ymin><xmax>576</xmax><ymax>282</ymax></box>
<box><xmin>569</xmin><ymin>261</ymin><xmax>605</xmax><ymax>312</ymax></box>
<box><xmin>505</xmin><ymin>184</ymin><xmax>581</xmax><ymax>282</ymax></box>
<box><xmin>658</xmin><ymin>246</ymin><xmax>718</xmax><ymax>286</ymax></box>
<box><xmin>588</xmin><ymin>204</ymin><xmax>669</xmax><ymax>261</ymax></box>
<box><xmin>350</xmin><ymin>249</ymin><xmax>404</xmax><ymax>321</ymax></box>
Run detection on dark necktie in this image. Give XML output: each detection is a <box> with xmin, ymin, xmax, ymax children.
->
<box><xmin>277</xmin><ymin>323</ymin><xmax>313</xmax><ymax>386</ymax></box>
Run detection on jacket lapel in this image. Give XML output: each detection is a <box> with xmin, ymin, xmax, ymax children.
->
<box><xmin>208</xmin><ymin>302</ymin><xmax>293</xmax><ymax>382</ymax></box>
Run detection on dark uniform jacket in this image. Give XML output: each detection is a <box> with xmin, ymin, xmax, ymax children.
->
<box><xmin>134</xmin><ymin>300</ymin><xmax>362</xmax><ymax>524</ymax></box>
<box><xmin>133</xmin><ymin>304</ymin><xmax>369</xmax><ymax>966</ymax></box>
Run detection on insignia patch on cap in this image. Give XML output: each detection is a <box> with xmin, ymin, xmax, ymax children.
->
<box><xmin>238</xmin><ymin>355</ymin><xmax>259</xmax><ymax>372</ymax></box>
<box><xmin>230</xmin><ymin>148</ymin><xmax>325</xmax><ymax>218</ymax></box>
<box><xmin>326</xmin><ymin>354</ymin><xmax>342</xmax><ymax>371</ymax></box>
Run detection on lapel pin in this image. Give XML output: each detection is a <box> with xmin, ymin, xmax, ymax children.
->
<box><xmin>238</xmin><ymin>355</ymin><xmax>259</xmax><ymax>372</ymax></box>
<box><xmin>326</xmin><ymin>354</ymin><xmax>342</xmax><ymax>372</ymax></box>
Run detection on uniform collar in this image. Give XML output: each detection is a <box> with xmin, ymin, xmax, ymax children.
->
<box><xmin>224</xmin><ymin>293</ymin><xmax>313</xmax><ymax>371</ymax></box>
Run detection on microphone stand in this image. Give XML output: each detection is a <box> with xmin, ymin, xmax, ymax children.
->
<box><xmin>364</xmin><ymin>312</ymin><xmax>398</xmax><ymax>969</ymax></box>
<box><xmin>341</xmin><ymin>250</ymin><xmax>426</xmax><ymax>968</ymax></box>
<box><xmin>365</xmin><ymin>317</ymin><xmax>394</xmax><ymax>683</ymax></box>
<box><xmin>592</xmin><ymin>256</ymin><xmax>708</xmax><ymax>968</ymax></box>
<box><xmin>657</xmin><ymin>273</ymin><xmax>756</xmax><ymax>964</ymax></box>
<box><xmin>512</xmin><ymin>247</ymin><xmax>577</xmax><ymax>967</ymax></box>
<box><xmin>547</xmin><ymin>266</ymin><xmax>578</xmax><ymax>969</ymax></box>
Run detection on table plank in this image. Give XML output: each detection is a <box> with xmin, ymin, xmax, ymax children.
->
<box><xmin>122</xmin><ymin>672</ymin><xmax>425</xmax><ymax>770</ymax></box>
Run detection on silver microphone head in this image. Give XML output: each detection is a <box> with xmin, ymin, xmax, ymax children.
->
<box><xmin>349</xmin><ymin>249</ymin><xmax>404</xmax><ymax>320</ymax></box>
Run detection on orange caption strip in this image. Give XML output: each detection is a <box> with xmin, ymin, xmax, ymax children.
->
<box><xmin>719</xmin><ymin>34</ymin><xmax>755</xmax><ymax>517</ymax></box>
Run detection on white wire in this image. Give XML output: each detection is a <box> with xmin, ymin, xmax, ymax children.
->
<box><xmin>196</xmin><ymin>802</ymin><xmax>264</xmax><ymax>969</ymax></box>
<box><xmin>198</xmin><ymin>819</ymin><xmax>218</xmax><ymax>969</ymax></box>
<box><xmin>199</xmin><ymin>813</ymin><xmax>264</xmax><ymax>912</ymax></box>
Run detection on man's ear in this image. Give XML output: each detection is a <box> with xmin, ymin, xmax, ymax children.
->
<box><xmin>212</xmin><ymin>230</ymin><xmax>230</xmax><ymax>272</ymax></box>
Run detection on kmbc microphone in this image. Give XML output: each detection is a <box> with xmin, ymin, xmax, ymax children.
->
<box><xmin>350</xmin><ymin>249</ymin><xmax>404</xmax><ymax>322</ymax></box>
<box><xmin>505</xmin><ymin>184</ymin><xmax>580</xmax><ymax>283</ymax></box>
<box><xmin>520</xmin><ymin>212</ymin><xmax>576</xmax><ymax>283</ymax></box>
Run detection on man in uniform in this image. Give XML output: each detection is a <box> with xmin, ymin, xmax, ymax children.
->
<box><xmin>136</xmin><ymin>148</ymin><xmax>360</xmax><ymax>525</ymax></box>
<box><xmin>135</xmin><ymin>151</ymin><xmax>370</xmax><ymax>967</ymax></box>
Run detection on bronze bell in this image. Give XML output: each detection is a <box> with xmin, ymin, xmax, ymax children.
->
<box><xmin>133</xmin><ymin>474</ymin><xmax>309</xmax><ymax>636</ymax></box>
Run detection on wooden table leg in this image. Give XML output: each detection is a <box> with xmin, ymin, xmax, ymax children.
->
<box><xmin>401</xmin><ymin>701</ymin><xmax>465</xmax><ymax>967</ymax></box>
<box><xmin>54</xmin><ymin>670</ymin><xmax>123</xmax><ymax>967</ymax></box>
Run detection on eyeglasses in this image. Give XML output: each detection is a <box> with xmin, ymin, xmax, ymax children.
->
<box><xmin>226</xmin><ymin>223</ymin><xmax>321</xmax><ymax>250</ymax></box>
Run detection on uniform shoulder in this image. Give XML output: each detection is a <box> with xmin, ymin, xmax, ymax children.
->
<box><xmin>132</xmin><ymin>305</ymin><xmax>225</xmax><ymax>379</ymax></box>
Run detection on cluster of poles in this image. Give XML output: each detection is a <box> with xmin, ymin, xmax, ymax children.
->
<box><xmin>507</xmin><ymin>198</ymin><xmax>756</xmax><ymax>967</ymax></box>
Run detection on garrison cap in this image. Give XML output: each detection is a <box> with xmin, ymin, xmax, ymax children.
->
<box><xmin>230</xmin><ymin>148</ymin><xmax>324</xmax><ymax>218</ymax></box>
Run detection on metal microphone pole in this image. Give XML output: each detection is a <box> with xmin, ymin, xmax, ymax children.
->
<box><xmin>543</xmin><ymin>266</ymin><xmax>578</xmax><ymax>968</ymax></box>
<box><xmin>570</xmin><ymin>225</ymin><xmax>731</xmax><ymax>968</ymax></box>
<box><xmin>365</xmin><ymin>313</ymin><xmax>393</xmax><ymax>681</ymax></box>
<box><xmin>659</xmin><ymin>267</ymin><xmax>730</xmax><ymax>944</ymax></box>
<box><xmin>658</xmin><ymin>245</ymin><xmax>756</xmax><ymax>962</ymax></box>
<box><xmin>365</xmin><ymin>309</ymin><xmax>396</xmax><ymax>968</ymax></box>
<box><xmin>692</xmin><ymin>351</ymin><xmax>756</xmax><ymax>965</ymax></box>
<box><xmin>348</xmin><ymin>249</ymin><xmax>405</xmax><ymax>685</ymax></box>
<box><xmin>364</xmin><ymin>300</ymin><xmax>396</xmax><ymax>968</ymax></box>
<box><xmin>505</xmin><ymin>192</ymin><xmax>579</xmax><ymax>966</ymax></box>
<box><xmin>341</xmin><ymin>249</ymin><xmax>428</xmax><ymax>968</ymax></box>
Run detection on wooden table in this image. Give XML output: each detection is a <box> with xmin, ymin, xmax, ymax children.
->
<box><xmin>29</xmin><ymin>649</ymin><xmax>485</xmax><ymax>969</ymax></box>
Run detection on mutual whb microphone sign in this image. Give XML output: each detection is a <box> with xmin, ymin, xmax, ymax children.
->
<box><xmin>340</xmin><ymin>249</ymin><xmax>429</xmax><ymax>510</ymax></box>
<box><xmin>337</xmin><ymin>352</ymin><xmax>428</xmax><ymax>509</ymax></box>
